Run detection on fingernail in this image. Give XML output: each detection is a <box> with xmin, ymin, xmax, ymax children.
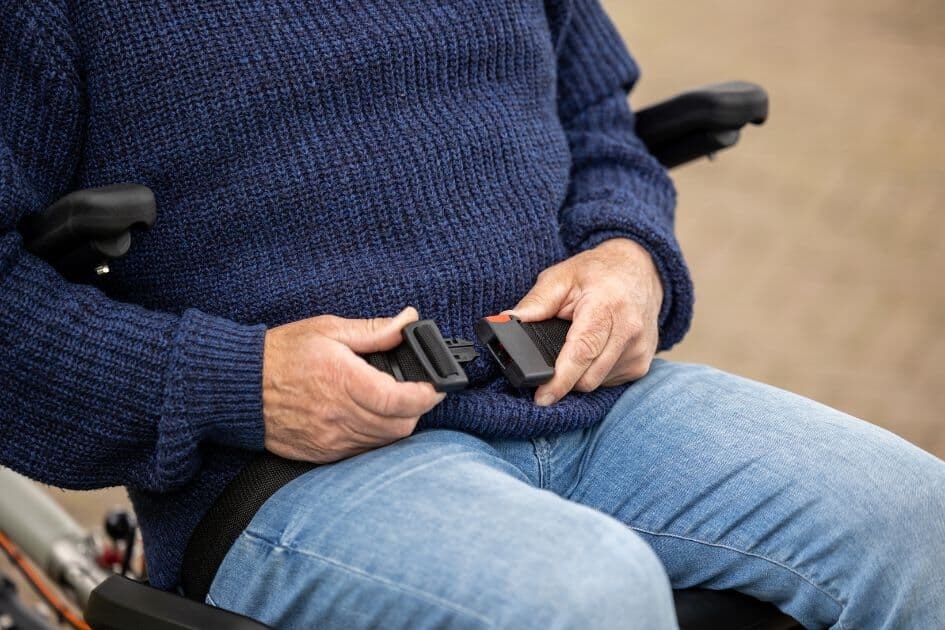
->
<box><xmin>536</xmin><ymin>393</ymin><xmax>556</xmax><ymax>407</ymax></box>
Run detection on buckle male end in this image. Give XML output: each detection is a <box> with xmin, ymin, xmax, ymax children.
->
<box><xmin>402</xmin><ymin>320</ymin><xmax>474</xmax><ymax>392</ymax></box>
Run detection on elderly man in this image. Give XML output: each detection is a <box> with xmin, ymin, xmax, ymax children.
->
<box><xmin>2</xmin><ymin>1</ymin><xmax>943</xmax><ymax>628</ymax></box>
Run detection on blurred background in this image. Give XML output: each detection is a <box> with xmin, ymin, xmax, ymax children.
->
<box><xmin>14</xmin><ymin>0</ymin><xmax>945</xmax><ymax>547</ymax></box>
<box><xmin>608</xmin><ymin>0</ymin><xmax>945</xmax><ymax>458</ymax></box>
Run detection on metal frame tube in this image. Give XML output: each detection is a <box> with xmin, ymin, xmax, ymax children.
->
<box><xmin>0</xmin><ymin>467</ymin><xmax>108</xmax><ymax>608</ymax></box>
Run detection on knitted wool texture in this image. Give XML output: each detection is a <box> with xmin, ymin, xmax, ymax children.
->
<box><xmin>0</xmin><ymin>0</ymin><xmax>693</xmax><ymax>589</ymax></box>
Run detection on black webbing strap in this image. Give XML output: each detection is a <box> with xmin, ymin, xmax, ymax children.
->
<box><xmin>520</xmin><ymin>318</ymin><xmax>571</xmax><ymax>367</ymax></box>
<box><xmin>181</xmin><ymin>452</ymin><xmax>315</xmax><ymax>601</ymax></box>
<box><xmin>366</xmin><ymin>343</ymin><xmax>430</xmax><ymax>383</ymax></box>
<box><xmin>180</xmin><ymin>318</ymin><xmax>568</xmax><ymax>601</ymax></box>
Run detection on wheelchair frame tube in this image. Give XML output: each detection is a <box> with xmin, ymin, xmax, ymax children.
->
<box><xmin>0</xmin><ymin>467</ymin><xmax>108</xmax><ymax>608</ymax></box>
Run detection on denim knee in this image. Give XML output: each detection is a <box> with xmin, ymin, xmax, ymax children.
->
<box><xmin>808</xmin><ymin>440</ymin><xmax>945</xmax><ymax>627</ymax></box>
<box><xmin>862</xmin><ymin>456</ymin><xmax>945</xmax><ymax>581</ymax></box>
<box><xmin>496</xmin><ymin>515</ymin><xmax>677</xmax><ymax>629</ymax></box>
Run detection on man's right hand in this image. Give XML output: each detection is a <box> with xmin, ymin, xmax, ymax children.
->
<box><xmin>262</xmin><ymin>307</ymin><xmax>445</xmax><ymax>463</ymax></box>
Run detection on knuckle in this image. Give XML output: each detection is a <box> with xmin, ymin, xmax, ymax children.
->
<box><xmin>599</xmin><ymin>296</ymin><xmax>622</xmax><ymax>316</ymax></box>
<box><xmin>576</xmin><ymin>364</ymin><xmax>608</xmax><ymax>392</ymax></box>
<box><xmin>313</xmin><ymin>314</ymin><xmax>341</xmax><ymax>333</ymax></box>
<box><xmin>572</xmin><ymin>336</ymin><xmax>599</xmax><ymax>363</ymax></box>
<box><xmin>571</xmin><ymin>329</ymin><xmax>607</xmax><ymax>364</ymax></box>
<box><xmin>624</xmin><ymin>317</ymin><xmax>645</xmax><ymax>338</ymax></box>
<box><xmin>396</xmin><ymin>418</ymin><xmax>420</xmax><ymax>438</ymax></box>
<box><xmin>373</xmin><ymin>388</ymin><xmax>397</xmax><ymax>415</ymax></box>
<box><xmin>586</xmin><ymin>302</ymin><xmax>615</xmax><ymax>328</ymax></box>
<box><xmin>324</xmin><ymin>354</ymin><xmax>344</xmax><ymax>385</ymax></box>
<box><xmin>365</xmin><ymin>316</ymin><xmax>384</xmax><ymax>335</ymax></box>
<box><xmin>520</xmin><ymin>292</ymin><xmax>547</xmax><ymax>308</ymax></box>
<box><xmin>625</xmin><ymin>357</ymin><xmax>652</xmax><ymax>381</ymax></box>
<box><xmin>536</xmin><ymin>267</ymin><xmax>558</xmax><ymax>283</ymax></box>
<box><xmin>318</xmin><ymin>426</ymin><xmax>346</xmax><ymax>453</ymax></box>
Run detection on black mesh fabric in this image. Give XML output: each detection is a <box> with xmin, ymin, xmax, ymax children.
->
<box><xmin>392</xmin><ymin>344</ymin><xmax>429</xmax><ymax>382</ymax></box>
<box><xmin>522</xmin><ymin>318</ymin><xmax>571</xmax><ymax>366</ymax></box>
<box><xmin>180</xmin><ymin>453</ymin><xmax>315</xmax><ymax>601</ymax></box>
<box><xmin>366</xmin><ymin>350</ymin><xmax>392</xmax><ymax>375</ymax></box>
<box><xmin>365</xmin><ymin>343</ymin><xmax>435</xmax><ymax>383</ymax></box>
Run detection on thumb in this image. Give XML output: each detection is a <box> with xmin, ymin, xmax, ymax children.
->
<box><xmin>323</xmin><ymin>306</ymin><xmax>419</xmax><ymax>353</ymax></box>
<box><xmin>505</xmin><ymin>271</ymin><xmax>570</xmax><ymax>322</ymax></box>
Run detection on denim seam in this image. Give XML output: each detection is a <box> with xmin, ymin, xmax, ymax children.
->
<box><xmin>239</xmin><ymin>530</ymin><xmax>496</xmax><ymax>628</ymax></box>
<box><xmin>531</xmin><ymin>438</ymin><xmax>551</xmax><ymax>489</ymax></box>
<box><xmin>628</xmin><ymin>524</ymin><xmax>847</xmax><ymax>628</ymax></box>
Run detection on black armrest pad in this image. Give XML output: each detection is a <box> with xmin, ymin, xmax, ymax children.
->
<box><xmin>635</xmin><ymin>81</ymin><xmax>769</xmax><ymax>147</ymax></box>
<box><xmin>85</xmin><ymin>575</ymin><xmax>270</xmax><ymax>630</ymax></box>
<box><xmin>18</xmin><ymin>184</ymin><xmax>155</xmax><ymax>261</ymax></box>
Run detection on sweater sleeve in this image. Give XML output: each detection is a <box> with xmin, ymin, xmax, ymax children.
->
<box><xmin>0</xmin><ymin>3</ymin><xmax>266</xmax><ymax>492</ymax></box>
<box><xmin>553</xmin><ymin>0</ymin><xmax>694</xmax><ymax>350</ymax></box>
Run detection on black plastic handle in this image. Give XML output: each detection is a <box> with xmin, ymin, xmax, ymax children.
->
<box><xmin>86</xmin><ymin>575</ymin><xmax>270</xmax><ymax>630</ymax></box>
<box><xmin>18</xmin><ymin>183</ymin><xmax>156</xmax><ymax>277</ymax></box>
<box><xmin>636</xmin><ymin>81</ymin><xmax>769</xmax><ymax>168</ymax></box>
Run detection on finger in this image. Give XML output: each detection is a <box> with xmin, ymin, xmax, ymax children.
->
<box><xmin>321</xmin><ymin>306</ymin><xmax>419</xmax><ymax>353</ymax></box>
<box><xmin>575</xmin><ymin>315</ymin><xmax>642</xmax><ymax>392</ymax></box>
<box><xmin>573</xmin><ymin>332</ymin><xmax>629</xmax><ymax>393</ymax></box>
<box><xmin>505</xmin><ymin>268</ymin><xmax>571</xmax><ymax>322</ymax></box>
<box><xmin>344</xmin><ymin>354</ymin><xmax>446</xmax><ymax>417</ymax></box>
<box><xmin>344</xmin><ymin>413</ymin><xmax>420</xmax><ymax>443</ymax></box>
<box><xmin>601</xmin><ymin>355</ymin><xmax>652</xmax><ymax>387</ymax></box>
<box><xmin>535</xmin><ymin>298</ymin><xmax>613</xmax><ymax>406</ymax></box>
<box><xmin>601</xmin><ymin>331</ymin><xmax>658</xmax><ymax>387</ymax></box>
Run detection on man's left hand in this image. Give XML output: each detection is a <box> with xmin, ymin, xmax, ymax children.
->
<box><xmin>507</xmin><ymin>238</ymin><xmax>663</xmax><ymax>406</ymax></box>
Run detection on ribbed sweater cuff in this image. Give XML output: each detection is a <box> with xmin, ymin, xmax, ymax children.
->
<box><xmin>561</xmin><ymin>197</ymin><xmax>694</xmax><ymax>351</ymax></box>
<box><xmin>163</xmin><ymin>309</ymin><xmax>267</xmax><ymax>452</ymax></box>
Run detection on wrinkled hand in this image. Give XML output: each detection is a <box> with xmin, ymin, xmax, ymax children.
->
<box><xmin>262</xmin><ymin>307</ymin><xmax>445</xmax><ymax>463</ymax></box>
<box><xmin>508</xmin><ymin>238</ymin><xmax>663</xmax><ymax>406</ymax></box>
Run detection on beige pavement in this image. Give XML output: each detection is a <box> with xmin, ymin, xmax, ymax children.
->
<box><xmin>606</xmin><ymin>0</ymin><xmax>945</xmax><ymax>456</ymax></box>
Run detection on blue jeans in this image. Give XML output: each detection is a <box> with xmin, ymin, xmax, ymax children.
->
<box><xmin>207</xmin><ymin>361</ymin><xmax>945</xmax><ymax>629</ymax></box>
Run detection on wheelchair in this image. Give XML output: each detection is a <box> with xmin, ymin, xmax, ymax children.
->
<box><xmin>2</xmin><ymin>81</ymin><xmax>800</xmax><ymax>630</ymax></box>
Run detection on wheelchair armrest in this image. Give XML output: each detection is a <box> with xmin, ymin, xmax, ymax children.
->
<box><xmin>17</xmin><ymin>184</ymin><xmax>155</xmax><ymax>278</ymax></box>
<box><xmin>636</xmin><ymin>81</ymin><xmax>769</xmax><ymax>168</ymax></box>
<box><xmin>85</xmin><ymin>575</ymin><xmax>270</xmax><ymax>630</ymax></box>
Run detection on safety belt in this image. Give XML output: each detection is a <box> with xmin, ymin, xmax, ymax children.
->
<box><xmin>364</xmin><ymin>315</ymin><xmax>571</xmax><ymax>391</ymax></box>
<box><xmin>182</xmin><ymin>314</ymin><xmax>572</xmax><ymax>601</ymax></box>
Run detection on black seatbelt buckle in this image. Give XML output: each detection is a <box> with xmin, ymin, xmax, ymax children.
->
<box><xmin>474</xmin><ymin>314</ymin><xmax>557</xmax><ymax>388</ymax></box>
<box><xmin>401</xmin><ymin>320</ymin><xmax>472</xmax><ymax>392</ymax></box>
<box><xmin>365</xmin><ymin>320</ymin><xmax>477</xmax><ymax>393</ymax></box>
<box><xmin>443</xmin><ymin>337</ymin><xmax>479</xmax><ymax>364</ymax></box>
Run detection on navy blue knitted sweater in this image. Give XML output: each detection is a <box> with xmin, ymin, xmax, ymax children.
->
<box><xmin>0</xmin><ymin>0</ymin><xmax>692</xmax><ymax>589</ymax></box>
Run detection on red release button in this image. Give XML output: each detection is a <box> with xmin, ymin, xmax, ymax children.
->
<box><xmin>485</xmin><ymin>314</ymin><xmax>512</xmax><ymax>323</ymax></box>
